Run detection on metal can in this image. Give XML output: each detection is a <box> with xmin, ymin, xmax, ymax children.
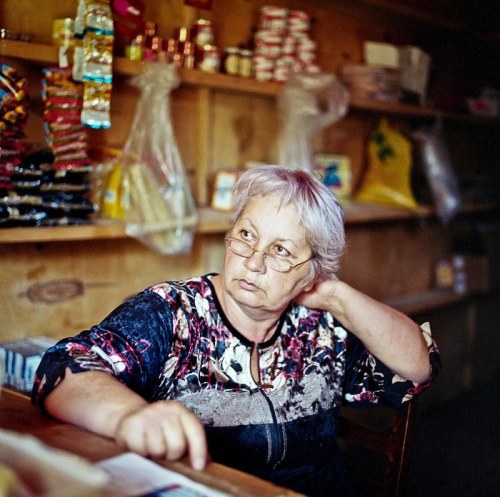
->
<box><xmin>150</xmin><ymin>36</ymin><xmax>163</xmax><ymax>53</ymax></box>
<box><xmin>253</xmin><ymin>54</ymin><xmax>274</xmax><ymax>82</ymax></box>
<box><xmin>144</xmin><ymin>21</ymin><xmax>157</xmax><ymax>37</ymax></box>
<box><xmin>254</xmin><ymin>29</ymin><xmax>282</xmax><ymax>59</ymax></box>
<box><xmin>287</xmin><ymin>10</ymin><xmax>311</xmax><ymax>36</ymax></box>
<box><xmin>183</xmin><ymin>41</ymin><xmax>196</xmax><ymax>69</ymax></box>
<box><xmin>297</xmin><ymin>38</ymin><xmax>318</xmax><ymax>65</ymax></box>
<box><xmin>259</xmin><ymin>5</ymin><xmax>288</xmax><ymax>34</ymax></box>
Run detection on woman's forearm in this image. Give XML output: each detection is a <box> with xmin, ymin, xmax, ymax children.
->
<box><xmin>328</xmin><ymin>281</ymin><xmax>431</xmax><ymax>383</ymax></box>
<box><xmin>44</xmin><ymin>369</ymin><xmax>148</xmax><ymax>438</ymax></box>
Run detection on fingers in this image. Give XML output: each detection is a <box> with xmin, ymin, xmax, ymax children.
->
<box><xmin>179</xmin><ymin>409</ymin><xmax>208</xmax><ymax>470</ymax></box>
<box><xmin>114</xmin><ymin>400</ymin><xmax>208</xmax><ymax>470</ymax></box>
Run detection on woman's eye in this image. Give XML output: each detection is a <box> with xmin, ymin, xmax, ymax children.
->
<box><xmin>274</xmin><ymin>245</ymin><xmax>290</xmax><ymax>257</ymax></box>
<box><xmin>240</xmin><ymin>229</ymin><xmax>253</xmax><ymax>241</ymax></box>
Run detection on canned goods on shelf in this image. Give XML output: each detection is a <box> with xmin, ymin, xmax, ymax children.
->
<box><xmin>197</xmin><ymin>44</ymin><xmax>221</xmax><ymax>73</ymax></box>
<box><xmin>191</xmin><ymin>19</ymin><xmax>214</xmax><ymax>47</ymax></box>
<box><xmin>253</xmin><ymin>54</ymin><xmax>275</xmax><ymax>82</ymax></box>
<box><xmin>254</xmin><ymin>30</ymin><xmax>282</xmax><ymax>59</ymax></box>
<box><xmin>259</xmin><ymin>5</ymin><xmax>288</xmax><ymax>34</ymax></box>
<box><xmin>222</xmin><ymin>47</ymin><xmax>241</xmax><ymax>76</ymax></box>
<box><xmin>52</xmin><ymin>18</ymin><xmax>75</xmax><ymax>48</ymax></box>
<box><xmin>125</xmin><ymin>44</ymin><xmax>143</xmax><ymax>61</ymax></box>
<box><xmin>239</xmin><ymin>49</ymin><xmax>253</xmax><ymax>78</ymax></box>
<box><xmin>144</xmin><ymin>21</ymin><xmax>157</xmax><ymax>37</ymax></box>
<box><xmin>183</xmin><ymin>41</ymin><xmax>196</xmax><ymax>69</ymax></box>
<box><xmin>163</xmin><ymin>38</ymin><xmax>179</xmax><ymax>54</ymax></box>
<box><xmin>150</xmin><ymin>36</ymin><xmax>163</xmax><ymax>53</ymax></box>
<box><xmin>174</xmin><ymin>26</ymin><xmax>190</xmax><ymax>43</ymax></box>
<box><xmin>288</xmin><ymin>10</ymin><xmax>311</xmax><ymax>29</ymax></box>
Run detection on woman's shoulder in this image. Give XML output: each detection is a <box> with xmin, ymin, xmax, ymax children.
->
<box><xmin>140</xmin><ymin>274</ymin><xmax>217</xmax><ymax>312</ymax></box>
<box><xmin>146</xmin><ymin>274</ymin><xmax>215</xmax><ymax>296</ymax></box>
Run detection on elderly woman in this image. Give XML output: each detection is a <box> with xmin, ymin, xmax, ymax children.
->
<box><xmin>32</xmin><ymin>165</ymin><xmax>439</xmax><ymax>497</ymax></box>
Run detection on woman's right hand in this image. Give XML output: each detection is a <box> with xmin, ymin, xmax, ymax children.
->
<box><xmin>114</xmin><ymin>400</ymin><xmax>208</xmax><ymax>470</ymax></box>
<box><xmin>44</xmin><ymin>370</ymin><xmax>209</xmax><ymax>471</ymax></box>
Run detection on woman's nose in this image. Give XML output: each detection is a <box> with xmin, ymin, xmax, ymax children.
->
<box><xmin>244</xmin><ymin>249</ymin><xmax>267</xmax><ymax>273</ymax></box>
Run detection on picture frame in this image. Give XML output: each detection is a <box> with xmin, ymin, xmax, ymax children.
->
<box><xmin>210</xmin><ymin>170</ymin><xmax>238</xmax><ymax>211</ymax></box>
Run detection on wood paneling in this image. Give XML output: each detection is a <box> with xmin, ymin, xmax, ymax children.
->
<box><xmin>0</xmin><ymin>236</ymin><xmax>216</xmax><ymax>341</ymax></box>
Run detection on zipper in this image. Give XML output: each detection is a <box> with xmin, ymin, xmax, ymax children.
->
<box><xmin>251</xmin><ymin>343</ymin><xmax>286</xmax><ymax>468</ymax></box>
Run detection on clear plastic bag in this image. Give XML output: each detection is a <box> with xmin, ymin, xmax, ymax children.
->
<box><xmin>412</xmin><ymin>119</ymin><xmax>461</xmax><ymax>224</ymax></box>
<box><xmin>277</xmin><ymin>72</ymin><xmax>349</xmax><ymax>171</ymax></box>
<box><xmin>122</xmin><ymin>63</ymin><xmax>198</xmax><ymax>254</ymax></box>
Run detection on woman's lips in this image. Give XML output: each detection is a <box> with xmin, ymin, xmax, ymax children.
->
<box><xmin>238</xmin><ymin>278</ymin><xmax>259</xmax><ymax>291</ymax></box>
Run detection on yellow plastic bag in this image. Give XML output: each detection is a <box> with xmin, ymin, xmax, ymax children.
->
<box><xmin>356</xmin><ymin>118</ymin><xmax>418</xmax><ymax>210</ymax></box>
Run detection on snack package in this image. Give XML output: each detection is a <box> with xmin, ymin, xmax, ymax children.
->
<box><xmin>74</xmin><ymin>0</ymin><xmax>114</xmax><ymax>129</ymax></box>
<box><xmin>356</xmin><ymin>118</ymin><xmax>418</xmax><ymax>210</ymax></box>
<box><xmin>277</xmin><ymin>72</ymin><xmax>349</xmax><ymax>171</ymax></box>
<box><xmin>121</xmin><ymin>63</ymin><xmax>198</xmax><ymax>254</ymax></box>
<box><xmin>412</xmin><ymin>119</ymin><xmax>461</xmax><ymax>224</ymax></box>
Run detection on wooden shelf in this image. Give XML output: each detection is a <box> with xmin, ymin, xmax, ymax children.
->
<box><xmin>2</xmin><ymin>39</ymin><xmax>497</xmax><ymax>123</ymax></box>
<box><xmin>1</xmin><ymin>201</ymin><xmax>496</xmax><ymax>244</ymax></box>
<box><xmin>384</xmin><ymin>288</ymin><xmax>480</xmax><ymax>315</ymax></box>
<box><xmin>0</xmin><ymin>208</ymin><xmax>232</xmax><ymax>243</ymax></box>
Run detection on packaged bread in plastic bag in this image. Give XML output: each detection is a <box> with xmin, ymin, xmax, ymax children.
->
<box><xmin>356</xmin><ymin>118</ymin><xmax>418</xmax><ymax>210</ymax></box>
<box><xmin>121</xmin><ymin>63</ymin><xmax>198</xmax><ymax>254</ymax></box>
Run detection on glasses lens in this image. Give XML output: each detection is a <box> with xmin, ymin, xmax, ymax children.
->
<box><xmin>227</xmin><ymin>237</ymin><xmax>292</xmax><ymax>272</ymax></box>
<box><xmin>267</xmin><ymin>257</ymin><xmax>291</xmax><ymax>272</ymax></box>
<box><xmin>229</xmin><ymin>238</ymin><xmax>252</xmax><ymax>257</ymax></box>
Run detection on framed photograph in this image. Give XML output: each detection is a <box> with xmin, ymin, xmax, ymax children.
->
<box><xmin>210</xmin><ymin>170</ymin><xmax>238</xmax><ymax>211</ymax></box>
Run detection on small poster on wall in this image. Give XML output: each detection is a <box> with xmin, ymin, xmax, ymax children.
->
<box><xmin>313</xmin><ymin>153</ymin><xmax>352</xmax><ymax>202</ymax></box>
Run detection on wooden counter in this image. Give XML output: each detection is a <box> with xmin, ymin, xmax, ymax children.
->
<box><xmin>0</xmin><ymin>388</ymin><xmax>304</xmax><ymax>497</ymax></box>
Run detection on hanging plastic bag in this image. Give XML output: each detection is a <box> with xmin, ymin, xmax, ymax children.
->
<box><xmin>412</xmin><ymin>119</ymin><xmax>461</xmax><ymax>224</ymax></box>
<box><xmin>277</xmin><ymin>72</ymin><xmax>349</xmax><ymax>171</ymax></box>
<box><xmin>356</xmin><ymin>118</ymin><xmax>418</xmax><ymax>210</ymax></box>
<box><xmin>121</xmin><ymin>63</ymin><xmax>198</xmax><ymax>254</ymax></box>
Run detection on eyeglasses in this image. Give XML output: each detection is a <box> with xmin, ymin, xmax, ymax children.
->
<box><xmin>225</xmin><ymin>236</ymin><xmax>315</xmax><ymax>273</ymax></box>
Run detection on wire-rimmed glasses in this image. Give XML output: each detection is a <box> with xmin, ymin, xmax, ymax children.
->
<box><xmin>225</xmin><ymin>236</ymin><xmax>315</xmax><ymax>273</ymax></box>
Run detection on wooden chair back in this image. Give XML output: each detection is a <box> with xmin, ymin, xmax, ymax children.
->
<box><xmin>338</xmin><ymin>399</ymin><xmax>417</xmax><ymax>497</ymax></box>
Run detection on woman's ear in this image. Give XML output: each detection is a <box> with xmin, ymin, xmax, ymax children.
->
<box><xmin>303</xmin><ymin>281</ymin><xmax>315</xmax><ymax>293</ymax></box>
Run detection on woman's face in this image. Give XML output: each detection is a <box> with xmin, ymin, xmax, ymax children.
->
<box><xmin>221</xmin><ymin>194</ymin><xmax>314</xmax><ymax>318</ymax></box>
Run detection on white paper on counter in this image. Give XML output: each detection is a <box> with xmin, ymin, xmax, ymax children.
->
<box><xmin>96</xmin><ymin>452</ymin><xmax>231</xmax><ymax>497</ymax></box>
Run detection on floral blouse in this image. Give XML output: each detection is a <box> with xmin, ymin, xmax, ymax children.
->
<box><xmin>32</xmin><ymin>274</ymin><xmax>440</xmax><ymax>497</ymax></box>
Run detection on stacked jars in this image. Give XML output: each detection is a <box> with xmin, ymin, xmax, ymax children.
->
<box><xmin>253</xmin><ymin>5</ymin><xmax>320</xmax><ymax>83</ymax></box>
<box><xmin>125</xmin><ymin>19</ymin><xmax>223</xmax><ymax>73</ymax></box>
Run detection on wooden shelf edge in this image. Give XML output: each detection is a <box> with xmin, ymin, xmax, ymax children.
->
<box><xmin>0</xmin><ymin>208</ymin><xmax>232</xmax><ymax>243</ymax></box>
<box><xmin>2</xmin><ymin>39</ymin><xmax>497</xmax><ymax>123</ymax></box>
<box><xmin>343</xmin><ymin>201</ymin><xmax>433</xmax><ymax>223</ymax></box>
<box><xmin>0</xmin><ymin>39</ymin><xmax>59</xmax><ymax>65</ymax></box>
<box><xmin>0</xmin><ymin>202</ymin><xmax>496</xmax><ymax>243</ymax></box>
<box><xmin>384</xmin><ymin>288</ymin><xmax>483</xmax><ymax>315</ymax></box>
